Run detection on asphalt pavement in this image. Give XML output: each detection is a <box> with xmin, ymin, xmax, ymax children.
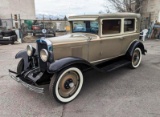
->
<box><xmin>0</xmin><ymin>40</ymin><xmax>160</xmax><ymax>117</ymax></box>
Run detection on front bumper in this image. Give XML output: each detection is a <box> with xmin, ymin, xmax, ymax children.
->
<box><xmin>9</xmin><ymin>69</ymin><xmax>44</xmax><ymax>94</ymax></box>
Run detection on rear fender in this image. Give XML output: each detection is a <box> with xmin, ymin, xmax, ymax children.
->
<box><xmin>127</xmin><ymin>41</ymin><xmax>147</xmax><ymax>59</ymax></box>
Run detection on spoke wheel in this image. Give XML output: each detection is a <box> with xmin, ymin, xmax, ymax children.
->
<box><xmin>49</xmin><ymin>67</ymin><xmax>83</xmax><ymax>103</ymax></box>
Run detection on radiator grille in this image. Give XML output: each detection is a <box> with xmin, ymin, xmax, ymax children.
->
<box><xmin>37</xmin><ymin>42</ymin><xmax>48</xmax><ymax>71</ymax></box>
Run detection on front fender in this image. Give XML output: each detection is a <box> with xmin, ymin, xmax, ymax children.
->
<box><xmin>49</xmin><ymin>57</ymin><xmax>91</xmax><ymax>73</ymax></box>
<box><xmin>15</xmin><ymin>50</ymin><xmax>29</xmax><ymax>70</ymax></box>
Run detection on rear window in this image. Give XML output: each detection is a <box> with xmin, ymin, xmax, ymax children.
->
<box><xmin>124</xmin><ymin>19</ymin><xmax>135</xmax><ymax>32</ymax></box>
<box><xmin>102</xmin><ymin>19</ymin><xmax>121</xmax><ymax>35</ymax></box>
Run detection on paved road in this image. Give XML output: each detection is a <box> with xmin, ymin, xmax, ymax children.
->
<box><xmin>0</xmin><ymin>40</ymin><xmax>160</xmax><ymax>117</ymax></box>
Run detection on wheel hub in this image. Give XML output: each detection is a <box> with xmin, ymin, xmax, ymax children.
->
<box><xmin>58</xmin><ymin>71</ymin><xmax>80</xmax><ymax>98</ymax></box>
<box><xmin>134</xmin><ymin>55</ymin><xmax>139</xmax><ymax>61</ymax></box>
<box><xmin>64</xmin><ymin>79</ymin><xmax>75</xmax><ymax>89</ymax></box>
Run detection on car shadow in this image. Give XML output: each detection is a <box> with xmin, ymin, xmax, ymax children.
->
<box><xmin>41</xmin><ymin>66</ymin><xmax>131</xmax><ymax>106</ymax></box>
<box><xmin>20</xmin><ymin>65</ymin><xmax>145</xmax><ymax>107</ymax></box>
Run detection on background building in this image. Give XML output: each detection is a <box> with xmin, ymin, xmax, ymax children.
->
<box><xmin>0</xmin><ymin>0</ymin><xmax>35</xmax><ymax>19</ymax></box>
<box><xmin>0</xmin><ymin>0</ymin><xmax>35</xmax><ymax>29</ymax></box>
<box><xmin>141</xmin><ymin>0</ymin><xmax>160</xmax><ymax>22</ymax></box>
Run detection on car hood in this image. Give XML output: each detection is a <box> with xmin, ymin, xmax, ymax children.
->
<box><xmin>47</xmin><ymin>33</ymin><xmax>99</xmax><ymax>45</ymax></box>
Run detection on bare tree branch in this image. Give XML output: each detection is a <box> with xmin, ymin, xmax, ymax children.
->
<box><xmin>104</xmin><ymin>0</ymin><xmax>143</xmax><ymax>13</ymax></box>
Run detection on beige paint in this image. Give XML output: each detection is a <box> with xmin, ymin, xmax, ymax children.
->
<box><xmin>47</xmin><ymin>13</ymin><xmax>140</xmax><ymax>64</ymax></box>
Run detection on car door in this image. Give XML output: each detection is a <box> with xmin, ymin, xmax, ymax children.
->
<box><xmin>100</xmin><ymin>19</ymin><xmax>123</xmax><ymax>60</ymax></box>
<box><xmin>100</xmin><ymin>37</ymin><xmax>123</xmax><ymax>59</ymax></box>
<box><xmin>88</xmin><ymin>38</ymin><xmax>101</xmax><ymax>62</ymax></box>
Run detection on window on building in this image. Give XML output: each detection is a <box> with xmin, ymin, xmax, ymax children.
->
<box><xmin>124</xmin><ymin>19</ymin><xmax>135</xmax><ymax>32</ymax></box>
<box><xmin>102</xmin><ymin>19</ymin><xmax>121</xmax><ymax>35</ymax></box>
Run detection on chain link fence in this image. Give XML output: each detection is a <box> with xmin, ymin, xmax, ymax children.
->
<box><xmin>0</xmin><ymin>18</ymin><xmax>70</xmax><ymax>43</ymax></box>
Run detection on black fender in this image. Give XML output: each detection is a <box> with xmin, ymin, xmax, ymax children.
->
<box><xmin>49</xmin><ymin>57</ymin><xmax>92</xmax><ymax>73</ymax></box>
<box><xmin>15</xmin><ymin>50</ymin><xmax>29</xmax><ymax>70</ymax></box>
<box><xmin>127</xmin><ymin>41</ymin><xmax>147</xmax><ymax>59</ymax></box>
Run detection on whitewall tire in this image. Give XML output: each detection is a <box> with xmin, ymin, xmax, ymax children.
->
<box><xmin>49</xmin><ymin>67</ymin><xmax>83</xmax><ymax>103</ymax></box>
<box><xmin>130</xmin><ymin>47</ymin><xmax>142</xmax><ymax>69</ymax></box>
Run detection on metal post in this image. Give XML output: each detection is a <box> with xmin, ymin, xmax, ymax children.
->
<box><xmin>11</xmin><ymin>14</ymin><xmax>13</xmax><ymax>28</ymax></box>
<box><xmin>43</xmin><ymin>15</ymin><xmax>46</xmax><ymax>38</ymax></box>
<box><xmin>19</xmin><ymin>14</ymin><xmax>22</xmax><ymax>29</ymax></box>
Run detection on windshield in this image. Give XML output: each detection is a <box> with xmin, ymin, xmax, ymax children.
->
<box><xmin>72</xmin><ymin>21</ymin><xmax>99</xmax><ymax>34</ymax></box>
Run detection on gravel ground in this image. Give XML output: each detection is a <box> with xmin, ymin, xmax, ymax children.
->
<box><xmin>0</xmin><ymin>40</ymin><xmax>160</xmax><ymax>117</ymax></box>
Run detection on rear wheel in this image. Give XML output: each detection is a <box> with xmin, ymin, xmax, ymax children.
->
<box><xmin>49</xmin><ymin>67</ymin><xmax>83</xmax><ymax>103</ymax></box>
<box><xmin>130</xmin><ymin>47</ymin><xmax>142</xmax><ymax>69</ymax></box>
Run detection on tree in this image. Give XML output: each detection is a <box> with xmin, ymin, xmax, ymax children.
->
<box><xmin>64</xmin><ymin>16</ymin><xmax>67</xmax><ymax>21</ymax></box>
<box><xmin>105</xmin><ymin>0</ymin><xmax>143</xmax><ymax>13</ymax></box>
<box><xmin>135</xmin><ymin>0</ymin><xmax>143</xmax><ymax>13</ymax></box>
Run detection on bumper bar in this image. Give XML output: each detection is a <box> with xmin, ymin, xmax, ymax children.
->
<box><xmin>9</xmin><ymin>69</ymin><xmax>44</xmax><ymax>94</ymax></box>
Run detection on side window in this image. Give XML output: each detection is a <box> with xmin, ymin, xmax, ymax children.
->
<box><xmin>90</xmin><ymin>21</ymin><xmax>99</xmax><ymax>34</ymax></box>
<box><xmin>73</xmin><ymin>21</ymin><xmax>86</xmax><ymax>32</ymax></box>
<box><xmin>124</xmin><ymin>19</ymin><xmax>135</xmax><ymax>32</ymax></box>
<box><xmin>102</xmin><ymin>19</ymin><xmax>121</xmax><ymax>35</ymax></box>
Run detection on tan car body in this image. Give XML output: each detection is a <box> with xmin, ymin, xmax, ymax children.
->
<box><xmin>48</xmin><ymin>13</ymin><xmax>141</xmax><ymax>64</ymax></box>
<box><xmin>9</xmin><ymin>13</ymin><xmax>145</xmax><ymax>102</ymax></box>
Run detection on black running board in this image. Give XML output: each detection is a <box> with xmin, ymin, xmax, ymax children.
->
<box><xmin>100</xmin><ymin>60</ymin><xmax>130</xmax><ymax>72</ymax></box>
<box><xmin>94</xmin><ymin>57</ymin><xmax>131</xmax><ymax>72</ymax></box>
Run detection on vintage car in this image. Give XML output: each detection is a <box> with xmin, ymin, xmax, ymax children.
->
<box><xmin>9</xmin><ymin>13</ymin><xmax>147</xmax><ymax>103</ymax></box>
<box><xmin>31</xmin><ymin>21</ymin><xmax>56</xmax><ymax>37</ymax></box>
<box><xmin>0</xmin><ymin>30</ymin><xmax>17</xmax><ymax>44</ymax></box>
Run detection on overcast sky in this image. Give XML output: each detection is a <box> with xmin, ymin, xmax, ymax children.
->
<box><xmin>35</xmin><ymin>0</ymin><xmax>111</xmax><ymax>16</ymax></box>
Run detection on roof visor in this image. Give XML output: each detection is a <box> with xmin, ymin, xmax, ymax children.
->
<box><xmin>68</xmin><ymin>17</ymin><xmax>98</xmax><ymax>21</ymax></box>
<box><xmin>68</xmin><ymin>15</ymin><xmax>99</xmax><ymax>21</ymax></box>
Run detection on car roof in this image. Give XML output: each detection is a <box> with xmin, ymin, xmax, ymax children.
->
<box><xmin>68</xmin><ymin>13</ymin><xmax>141</xmax><ymax>21</ymax></box>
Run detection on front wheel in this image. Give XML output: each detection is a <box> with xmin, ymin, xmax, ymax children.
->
<box><xmin>49</xmin><ymin>67</ymin><xmax>83</xmax><ymax>103</ymax></box>
<box><xmin>130</xmin><ymin>47</ymin><xmax>142</xmax><ymax>69</ymax></box>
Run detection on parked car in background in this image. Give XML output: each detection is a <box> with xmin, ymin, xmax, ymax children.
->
<box><xmin>31</xmin><ymin>21</ymin><xmax>56</xmax><ymax>37</ymax></box>
<box><xmin>0</xmin><ymin>30</ymin><xmax>17</xmax><ymax>44</ymax></box>
<box><xmin>9</xmin><ymin>13</ymin><xmax>147</xmax><ymax>103</ymax></box>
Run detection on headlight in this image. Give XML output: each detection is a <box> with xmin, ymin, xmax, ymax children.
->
<box><xmin>27</xmin><ymin>45</ymin><xmax>33</xmax><ymax>56</ymax></box>
<box><xmin>40</xmin><ymin>49</ymin><xmax>48</xmax><ymax>62</ymax></box>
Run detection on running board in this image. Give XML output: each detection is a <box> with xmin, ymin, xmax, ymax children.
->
<box><xmin>95</xmin><ymin>58</ymin><xmax>131</xmax><ymax>72</ymax></box>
